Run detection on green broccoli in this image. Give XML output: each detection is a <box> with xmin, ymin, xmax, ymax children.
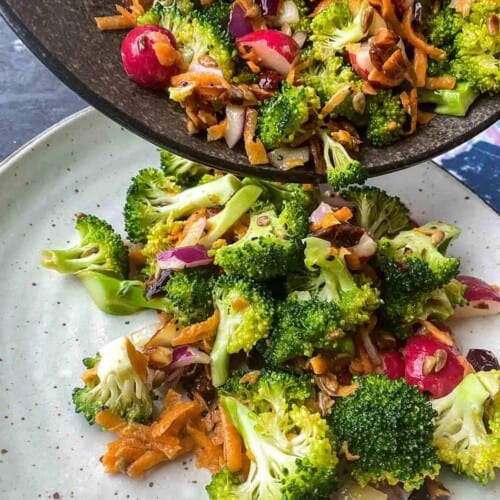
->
<box><xmin>418</xmin><ymin>82</ymin><xmax>479</xmax><ymax>116</ymax></box>
<box><xmin>123</xmin><ymin>169</ymin><xmax>241</xmax><ymax>243</ymax></box>
<box><xmin>207</xmin><ymin>371</ymin><xmax>338</xmax><ymax>499</ymax></box>
<box><xmin>288</xmin><ymin>0</ymin><xmax>314</xmax><ymax>34</ymax></box>
<box><xmin>162</xmin><ymin>267</ymin><xmax>216</xmax><ymax>326</ymax></box>
<box><xmin>376</xmin><ymin>222</ymin><xmax>461</xmax><ymax>294</ymax></box>
<box><xmin>213</xmin><ymin>200</ymin><xmax>309</xmax><ymax>280</ymax></box>
<box><xmin>210</xmin><ymin>275</ymin><xmax>274</xmax><ymax>387</ymax></box>
<box><xmin>77</xmin><ymin>270</ymin><xmax>172</xmax><ymax>315</ymax></box>
<box><xmin>160</xmin><ymin>149</ymin><xmax>213</xmax><ymax>187</ymax></box>
<box><xmin>264</xmin><ymin>295</ymin><xmax>355</xmax><ymax>367</ymax></box>
<box><xmin>241</xmin><ymin>177</ymin><xmax>320</xmax><ymax>213</ymax></box>
<box><xmin>256</xmin><ymin>82</ymin><xmax>321</xmax><ymax>150</ymax></box>
<box><xmin>294</xmin><ymin>237</ymin><xmax>380</xmax><ymax>330</ymax></box>
<box><xmin>341</xmin><ymin>185</ymin><xmax>412</xmax><ymax>239</ymax></box>
<box><xmin>432</xmin><ymin>370</ymin><xmax>500</xmax><ymax>484</ymax></box>
<box><xmin>72</xmin><ymin>336</ymin><xmax>153</xmax><ymax>425</ymax></box>
<box><xmin>379</xmin><ymin>278</ymin><xmax>468</xmax><ymax>339</ymax></box>
<box><xmin>365</xmin><ymin>89</ymin><xmax>408</xmax><ymax>147</ymax></box>
<box><xmin>319</xmin><ymin>129</ymin><xmax>368</xmax><ymax>192</ymax></box>
<box><xmin>329</xmin><ymin>374</ymin><xmax>440</xmax><ymax>491</ymax></box>
<box><xmin>426</xmin><ymin>3</ymin><xmax>465</xmax><ymax>51</ymax></box>
<box><xmin>41</xmin><ymin>214</ymin><xmax>129</xmax><ymax>279</ymax></box>
<box><xmin>310</xmin><ymin>0</ymin><xmax>370</xmax><ymax>61</ymax></box>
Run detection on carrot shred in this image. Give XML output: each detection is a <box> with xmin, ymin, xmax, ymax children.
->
<box><xmin>152</xmin><ymin>391</ymin><xmax>201</xmax><ymax>437</ymax></box>
<box><xmin>129</xmin><ymin>249</ymin><xmax>146</xmax><ymax>267</ymax></box>
<box><xmin>345</xmin><ymin>252</ymin><xmax>362</xmax><ymax>270</ymax></box>
<box><xmin>115</xmin><ymin>4</ymin><xmax>137</xmax><ymax>23</ymax></box>
<box><xmin>414</xmin><ymin>48</ymin><xmax>428</xmax><ymax>88</ymax></box>
<box><xmin>80</xmin><ymin>364</ymin><xmax>98</xmax><ymax>384</ymax></box>
<box><xmin>95</xmin><ymin>15</ymin><xmax>136</xmax><ymax>30</ymax></box>
<box><xmin>126</xmin><ymin>450</ymin><xmax>167</xmax><ymax>477</ymax></box>
<box><xmin>403</xmin><ymin>87</ymin><xmax>418</xmax><ymax>136</ymax></box>
<box><xmin>457</xmin><ymin>355</ymin><xmax>476</xmax><ymax>375</ymax></box>
<box><xmin>368</xmin><ymin>68</ymin><xmax>405</xmax><ymax>87</ymax></box>
<box><xmin>95</xmin><ymin>409</ymin><xmax>127</xmax><ymax>433</ymax></box>
<box><xmin>243</xmin><ymin>108</ymin><xmax>268</xmax><ymax>165</ymax></box>
<box><xmin>333</xmin><ymin>206</ymin><xmax>353</xmax><ymax>222</ymax></box>
<box><xmin>321</xmin><ymin>85</ymin><xmax>353</xmax><ymax>116</ymax></box>
<box><xmin>175</xmin><ymin>208</ymin><xmax>207</xmax><ymax>247</ymax></box>
<box><xmin>417</xmin><ymin>110</ymin><xmax>436</xmax><ymax>125</ymax></box>
<box><xmin>310</xmin><ymin>354</ymin><xmax>329</xmax><ymax>375</ymax></box>
<box><xmin>207</xmin><ymin>119</ymin><xmax>227</xmax><ymax>142</ymax></box>
<box><xmin>187</xmin><ymin>424</ymin><xmax>225</xmax><ymax>473</ymax></box>
<box><xmin>220</xmin><ymin>406</ymin><xmax>244</xmax><ymax>473</ymax></box>
<box><xmin>153</xmin><ymin>41</ymin><xmax>183</xmax><ymax>68</ymax></box>
<box><xmin>337</xmin><ymin>383</ymin><xmax>359</xmax><ymax>397</ymax></box>
<box><xmin>401</xmin><ymin>8</ymin><xmax>446</xmax><ymax>60</ymax></box>
<box><xmin>421</xmin><ymin>320</ymin><xmax>454</xmax><ymax>347</ymax></box>
<box><xmin>425</xmin><ymin>76</ymin><xmax>457</xmax><ymax>90</ymax></box>
<box><xmin>171</xmin><ymin>71</ymin><xmax>230</xmax><ymax>89</ymax></box>
<box><xmin>355</xmin><ymin>332</ymin><xmax>374</xmax><ymax>374</ymax></box>
<box><xmin>125</xmin><ymin>337</ymin><xmax>149</xmax><ymax>382</ymax></box>
<box><xmin>171</xmin><ymin>309</ymin><xmax>220</xmax><ymax>346</ymax></box>
<box><xmin>311</xmin><ymin>0</ymin><xmax>333</xmax><ymax>16</ymax></box>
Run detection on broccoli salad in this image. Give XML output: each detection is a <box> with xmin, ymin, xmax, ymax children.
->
<box><xmin>95</xmin><ymin>0</ymin><xmax>499</xmax><ymax>177</ymax></box>
<box><xmin>42</xmin><ymin>149</ymin><xmax>500</xmax><ymax>498</ymax></box>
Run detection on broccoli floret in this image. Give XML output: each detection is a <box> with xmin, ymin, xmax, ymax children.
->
<box><xmin>156</xmin><ymin>3</ymin><xmax>191</xmax><ymax>38</ymax></box>
<box><xmin>124</xmin><ymin>169</ymin><xmax>241</xmax><ymax>243</ymax></box>
<box><xmin>198</xmin><ymin>185</ymin><xmax>263</xmax><ymax>248</ymax></box>
<box><xmin>319</xmin><ymin>129</ymin><xmax>367</xmax><ymax>191</ymax></box>
<box><xmin>329</xmin><ymin>374</ymin><xmax>440</xmax><ymax>491</ymax></box>
<box><xmin>451</xmin><ymin>54</ymin><xmax>500</xmax><ymax>94</ymax></box>
<box><xmin>256</xmin><ymin>82</ymin><xmax>321</xmax><ymax>150</ymax></box>
<box><xmin>289</xmin><ymin>0</ymin><xmax>313</xmax><ymax>33</ymax></box>
<box><xmin>426</xmin><ymin>4</ymin><xmax>465</xmax><ymax>51</ymax></box>
<box><xmin>213</xmin><ymin>200</ymin><xmax>309</xmax><ymax>280</ymax></box>
<box><xmin>298</xmin><ymin>237</ymin><xmax>380</xmax><ymax>330</ymax></box>
<box><xmin>418</xmin><ymin>81</ymin><xmax>479</xmax><ymax>116</ymax></box>
<box><xmin>196</xmin><ymin>0</ymin><xmax>232</xmax><ymax>28</ymax></box>
<box><xmin>432</xmin><ymin>370</ymin><xmax>500</xmax><ymax>484</ymax></box>
<box><xmin>77</xmin><ymin>270</ymin><xmax>172</xmax><ymax>315</ymax></box>
<box><xmin>140</xmin><ymin>219</ymin><xmax>178</xmax><ymax>277</ymax></box>
<box><xmin>264</xmin><ymin>295</ymin><xmax>355</xmax><ymax>366</ymax></box>
<box><xmin>41</xmin><ymin>214</ymin><xmax>129</xmax><ymax>279</ymax></box>
<box><xmin>72</xmin><ymin>336</ymin><xmax>153</xmax><ymax>425</ymax></box>
<box><xmin>365</xmin><ymin>89</ymin><xmax>408</xmax><ymax>148</ymax></box>
<box><xmin>162</xmin><ymin>267</ymin><xmax>216</xmax><ymax>326</ymax></box>
<box><xmin>207</xmin><ymin>371</ymin><xmax>338</xmax><ymax>499</ymax></box>
<box><xmin>241</xmin><ymin>177</ymin><xmax>320</xmax><ymax>213</ymax></box>
<box><xmin>376</xmin><ymin>223</ymin><xmax>461</xmax><ymax>294</ymax></box>
<box><xmin>379</xmin><ymin>278</ymin><xmax>467</xmax><ymax>339</ymax></box>
<box><xmin>310</xmin><ymin>0</ymin><xmax>370</xmax><ymax>61</ymax></box>
<box><xmin>210</xmin><ymin>275</ymin><xmax>274</xmax><ymax>387</ymax></box>
<box><xmin>341</xmin><ymin>185</ymin><xmax>412</xmax><ymax>239</ymax></box>
<box><xmin>159</xmin><ymin>149</ymin><xmax>213</xmax><ymax>187</ymax></box>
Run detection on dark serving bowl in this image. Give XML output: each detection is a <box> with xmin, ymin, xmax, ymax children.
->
<box><xmin>1</xmin><ymin>0</ymin><xmax>499</xmax><ymax>182</ymax></box>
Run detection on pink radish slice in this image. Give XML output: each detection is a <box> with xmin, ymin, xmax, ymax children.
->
<box><xmin>237</xmin><ymin>30</ymin><xmax>299</xmax><ymax>76</ymax></box>
<box><xmin>452</xmin><ymin>275</ymin><xmax>500</xmax><ymax>318</ymax></box>
<box><xmin>382</xmin><ymin>351</ymin><xmax>405</xmax><ymax>380</ymax></box>
<box><xmin>347</xmin><ymin>43</ymin><xmax>374</xmax><ymax>81</ymax></box>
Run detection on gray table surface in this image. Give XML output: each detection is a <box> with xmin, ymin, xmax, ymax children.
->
<box><xmin>0</xmin><ymin>16</ymin><xmax>498</xmax><ymax>211</ymax></box>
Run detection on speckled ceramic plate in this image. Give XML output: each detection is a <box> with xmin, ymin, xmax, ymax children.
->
<box><xmin>1</xmin><ymin>0</ymin><xmax>499</xmax><ymax>183</ymax></box>
<box><xmin>0</xmin><ymin>108</ymin><xmax>499</xmax><ymax>500</ymax></box>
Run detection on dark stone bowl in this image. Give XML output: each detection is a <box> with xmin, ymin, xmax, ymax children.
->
<box><xmin>1</xmin><ymin>0</ymin><xmax>499</xmax><ymax>182</ymax></box>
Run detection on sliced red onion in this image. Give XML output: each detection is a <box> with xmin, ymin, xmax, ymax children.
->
<box><xmin>292</xmin><ymin>31</ymin><xmax>307</xmax><ymax>48</ymax></box>
<box><xmin>276</xmin><ymin>0</ymin><xmax>300</xmax><ymax>26</ymax></box>
<box><xmin>268</xmin><ymin>146</ymin><xmax>310</xmax><ymax>170</ymax></box>
<box><xmin>157</xmin><ymin>244</ymin><xmax>213</xmax><ymax>270</ymax></box>
<box><xmin>169</xmin><ymin>346</ymin><xmax>210</xmax><ymax>371</ymax></box>
<box><xmin>228</xmin><ymin>3</ymin><xmax>253</xmax><ymax>39</ymax></box>
<box><xmin>452</xmin><ymin>275</ymin><xmax>500</xmax><ymax>318</ymax></box>
<box><xmin>309</xmin><ymin>202</ymin><xmax>335</xmax><ymax>224</ymax></box>
<box><xmin>176</xmin><ymin>217</ymin><xmax>206</xmax><ymax>248</ymax></box>
<box><xmin>349</xmin><ymin>232</ymin><xmax>378</xmax><ymax>259</ymax></box>
<box><xmin>225</xmin><ymin>104</ymin><xmax>246</xmax><ymax>148</ymax></box>
<box><xmin>257</xmin><ymin>0</ymin><xmax>279</xmax><ymax>16</ymax></box>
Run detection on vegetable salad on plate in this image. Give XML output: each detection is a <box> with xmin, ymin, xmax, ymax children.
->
<box><xmin>42</xmin><ymin>149</ymin><xmax>500</xmax><ymax>498</ymax></box>
<box><xmin>94</xmin><ymin>0</ymin><xmax>499</xmax><ymax>175</ymax></box>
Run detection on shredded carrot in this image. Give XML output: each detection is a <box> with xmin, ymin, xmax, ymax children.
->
<box><xmin>311</xmin><ymin>0</ymin><xmax>333</xmax><ymax>16</ymax></box>
<box><xmin>81</xmin><ymin>364</ymin><xmax>98</xmax><ymax>384</ymax></box>
<box><xmin>175</xmin><ymin>208</ymin><xmax>207</xmax><ymax>246</ymax></box>
<box><xmin>153</xmin><ymin>41</ymin><xmax>184</xmax><ymax>69</ymax></box>
<box><xmin>337</xmin><ymin>383</ymin><xmax>359</xmax><ymax>397</ymax></box>
<box><xmin>125</xmin><ymin>338</ymin><xmax>149</xmax><ymax>382</ymax></box>
<box><xmin>362</xmin><ymin>80</ymin><xmax>378</xmax><ymax>95</ymax></box>
<box><xmin>130</xmin><ymin>0</ymin><xmax>146</xmax><ymax>16</ymax></box>
<box><xmin>187</xmin><ymin>424</ymin><xmax>224</xmax><ymax>473</ymax></box>
<box><xmin>425</xmin><ymin>76</ymin><xmax>457</xmax><ymax>90</ymax></box>
<box><xmin>355</xmin><ymin>332</ymin><xmax>374</xmax><ymax>374</ymax></box>
<box><xmin>318</xmin><ymin>212</ymin><xmax>341</xmax><ymax>229</ymax></box>
<box><xmin>457</xmin><ymin>355</ymin><xmax>476</xmax><ymax>375</ymax></box>
<box><xmin>152</xmin><ymin>391</ymin><xmax>202</xmax><ymax>437</ymax></box>
<box><xmin>127</xmin><ymin>450</ymin><xmax>167</xmax><ymax>477</ymax></box>
<box><xmin>321</xmin><ymin>85</ymin><xmax>353</xmax><ymax>116</ymax></box>
<box><xmin>219</xmin><ymin>407</ymin><xmax>244</xmax><ymax>473</ymax></box>
<box><xmin>207</xmin><ymin>119</ymin><xmax>227</xmax><ymax>142</ymax></box>
<box><xmin>403</xmin><ymin>87</ymin><xmax>418</xmax><ymax>136</ymax></box>
<box><xmin>115</xmin><ymin>4</ymin><xmax>137</xmax><ymax>23</ymax></box>
<box><xmin>171</xmin><ymin>71</ymin><xmax>230</xmax><ymax>89</ymax></box>
<box><xmin>310</xmin><ymin>354</ymin><xmax>329</xmax><ymax>375</ymax></box>
<box><xmin>334</xmin><ymin>206</ymin><xmax>353</xmax><ymax>222</ymax></box>
<box><xmin>95</xmin><ymin>409</ymin><xmax>127</xmax><ymax>433</ymax></box>
<box><xmin>345</xmin><ymin>252</ymin><xmax>362</xmax><ymax>270</ymax></box>
<box><xmin>129</xmin><ymin>249</ymin><xmax>146</xmax><ymax>267</ymax></box>
<box><xmin>145</xmin><ymin>319</ymin><xmax>178</xmax><ymax>348</ymax></box>
<box><xmin>95</xmin><ymin>15</ymin><xmax>136</xmax><ymax>31</ymax></box>
<box><xmin>421</xmin><ymin>320</ymin><xmax>454</xmax><ymax>347</ymax></box>
<box><xmin>414</xmin><ymin>48</ymin><xmax>428</xmax><ymax>88</ymax></box>
<box><xmin>402</xmin><ymin>8</ymin><xmax>446</xmax><ymax>60</ymax></box>
<box><xmin>171</xmin><ymin>309</ymin><xmax>220</xmax><ymax>346</ymax></box>
<box><xmin>417</xmin><ymin>110</ymin><xmax>436</xmax><ymax>125</ymax></box>
<box><xmin>239</xmin><ymin>370</ymin><xmax>260</xmax><ymax>385</ymax></box>
<box><xmin>243</xmin><ymin>108</ymin><xmax>268</xmax><ymax>165</ymax></box>
<box><xmin>368</xmin><ymin>68</ymin><xmax>405</xmax><ymax>87</ymax></box>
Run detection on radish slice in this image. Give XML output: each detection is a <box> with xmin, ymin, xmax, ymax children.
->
<box><xmin>236</xmin><ymin>30</ymin><xmax>300</xmax><ymax>76</ymax></box>
<box><xmin>382</xmin><ymin>351</ymin><xmax>405</xmax><ymax>380</ymax></box>
<box><xmin>157</xmin><ymin>245</ymin><xmax>212</xmax><ymax>270</ymax></box>
<box><xmin>452</xmin><ymin>275</ymin><xmax>500</xmax><ymax>318</ymax></box>
<box><xmin>225</xmin><ymin>105</ymin><xmax>246</xmax><ymax>148</ymax></box>
<box><xmin>347</xmin><ymin>43</ymin><xmax>374</xmax><ymax>81</ymax></box>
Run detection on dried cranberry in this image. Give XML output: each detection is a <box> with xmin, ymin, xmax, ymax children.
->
<box><xmin>466</xmin><ymin>349</ymin><xmax>500</xmax><ymax>372</ymax></box>
<box><xmin>258</xmin><ymin>70</ymin><xmax>282</xmax><ymax>91</ymax></box>
<box><xmin>312</xmin><ymin>222</ymin><xmax>364</xmax><ymax>247</ymax></box>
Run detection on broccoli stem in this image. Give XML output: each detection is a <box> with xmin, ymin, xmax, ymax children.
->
<box><xmin>418</xmin><ymin>82</ymin><xmax>479</xmax><ymax>117</ymax></box>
